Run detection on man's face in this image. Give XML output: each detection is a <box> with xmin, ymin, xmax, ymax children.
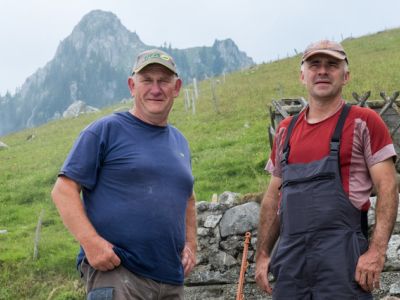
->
<box><xmin>300</xmin><ymin>54</ymin><xmax>349</xmax><ymax>101</ymax></box>
<box><xmin>128</xmin><ymin>64</ymin><xmax>182</xmax><ymax>125</ymax></box>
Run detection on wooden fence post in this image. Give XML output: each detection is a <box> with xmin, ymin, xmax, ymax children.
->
<box><xmin>211</xmin><ymin>79</ymin><xmax>220</xmax><ymax>114</ymax></box>
<box><xmin>191</xmin><ymin>89</ymin><xmax>196</xmax><ymax>115</ymax></box>
<box><xmin>33</xmin><ymin>209</ymin><xmax>45</xmax><ymax>260</ymax></box>
<box><xmin>193</xmin><ymin>78</ymin><xmax>199</xmax><ymax>99</ymax></box>
<box><xmin>184</xmin><ymin>89</ymin><xmax>190</xmax><ymax>112</ymax></box>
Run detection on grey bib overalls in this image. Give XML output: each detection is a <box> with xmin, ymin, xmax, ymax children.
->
<box><xmin>270</xmin><ymin>104</ymin><xmax>372</xmax><ymax>299</ymax></box>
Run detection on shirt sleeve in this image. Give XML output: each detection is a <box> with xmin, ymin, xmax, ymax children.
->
<box><xmin>59</xmin><ymin>129</ymin><xmax>105</xmax><ymax>190</ymax></box>
<box><xmin>265</xmin><ymin>125</ymin><xmax>288</xmax><ymax>178</ymax></box>
<box><xmin>362</xmin><ymin>109</ymin><xmax>397</xmax><ymax>167</ymax></box>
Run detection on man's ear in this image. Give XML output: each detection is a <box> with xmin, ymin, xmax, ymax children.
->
<box><xmin>128</xmin><ymin>77</ymin><xmax>135</xmax><ymax>97</ymax></box>
<box><xmin>300</xmin><ymin>70</ymin><xmax>306</xmax><ymax>85</ymax></box>
<box><xmin>343</xmin><ymin>71</ymin><xmax>350</xmax><ymax>85</ymax></box>
<box><xmin>173</xmin><ymin>78</ymin><xmax>182</xmax><ymax>97</ymax></box>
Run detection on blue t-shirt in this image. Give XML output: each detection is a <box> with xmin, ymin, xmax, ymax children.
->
<box><xmin>60</xmin><ymin>112</ymin><xmax>194</xmax><ymax>285</ymax></box>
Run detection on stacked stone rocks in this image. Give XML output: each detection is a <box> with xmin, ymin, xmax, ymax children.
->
<box><xmin>184</xmin><ymin>192</ymin><xmax>400</xmax><ymax>300</ymax></box>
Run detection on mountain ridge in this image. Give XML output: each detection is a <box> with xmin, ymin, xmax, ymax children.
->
<box><xmin>0</xmin><ymin>10</ymin><xmax>253</xmax><ymax>136</ymax></box>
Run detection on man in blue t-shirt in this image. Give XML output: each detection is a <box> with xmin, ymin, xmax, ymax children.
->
<box><xmin>51</xmin><ymin>49</ymin><xmax>197</xmax><ymax>300</ymax></box>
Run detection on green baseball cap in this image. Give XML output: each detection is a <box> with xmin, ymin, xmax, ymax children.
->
<box><xmin>132</xmin><ymin>49</ymin><xmax>178</xmax><ymax>75</ymax></box>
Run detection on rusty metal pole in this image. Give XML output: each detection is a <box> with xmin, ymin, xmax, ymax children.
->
<box><xmin>236</xmin><ymin>232</ymin><xmax>251</xmax><ymax>300</ymax></box>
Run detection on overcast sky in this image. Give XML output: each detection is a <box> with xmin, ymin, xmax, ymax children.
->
<box><xmin>1</xmin><ymin>0</ymin><xmax>400</xmax><ymax>95</ymax></box>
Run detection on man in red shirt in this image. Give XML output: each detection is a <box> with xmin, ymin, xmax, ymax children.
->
<box><xmin>255</xmin><ymin>40</ymin><xmax>399</xmax><ymax>299</ymax></box>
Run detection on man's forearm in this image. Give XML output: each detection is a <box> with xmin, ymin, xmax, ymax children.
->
<box><xmin>370</xmin><ymin>181</ymin><xmax>399</xmax><ymax>254</ymax></box>
<box><xmin>51</xmin><ymin>176</ymin><xmax>99</xmax><ymax>246</ymax></box>
<box><xmin>255</xmin><ymin>176</ymin><xmax>282</xmax><ymax>294</ymax></box>
<box><xmin>256</xmin><ymin>176</ymin><xmax>282</xmax><ymax>259</ymax></box>
<box><xmin>185</xmin><ymin>193</ymin><xmax>197</xmax><ymax>250</ymax></box>
<box><xmin>182</xmin><ymin>193</ymin><xmax>197</xmax><ymax>276</ymax></box>
<box><xmin>256</xmin><ymin>195</ymin><xmax>280</xmax><ymax>258</ymax></box>
<box><xmin>52</xmin><ymin>176</ymin><xmax>120</xmax><ymax>270</ymax></box>
<box><xmin>369</xmin><ymin>160</ymin><xmax>399</xmax><ymax>254</ymax></box>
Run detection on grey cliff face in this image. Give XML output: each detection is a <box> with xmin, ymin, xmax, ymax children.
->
<box><xmin>0</xmin><ymin>10</ymin><xmax>254</xmax><ymax>136</ymax></box>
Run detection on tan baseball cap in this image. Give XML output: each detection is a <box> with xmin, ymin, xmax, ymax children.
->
<box><xmin>132</xmin><ymin>49</ymin><xmax>178</xmax><ymax>75</ymax></box>
<box><xmin>301</xmin><ymin>40</ymin><xmax>348</xmax><ymax>64</ymax></box>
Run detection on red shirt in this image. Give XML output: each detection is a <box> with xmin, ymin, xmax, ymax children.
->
<box><xmin>266</xmin><ymin>102</ymin><xmax>396</xmax><ymax>210</ymax></box>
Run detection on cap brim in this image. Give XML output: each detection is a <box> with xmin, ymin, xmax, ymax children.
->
<box><xmin>302</xmin><ymin>50</ymin><xmax>347</xmax><ymax>63</ymax></box>
<box><xmin>133</xmin><ymin>60</ymin><xmax>177</xmax><ymax>75</ymax></box>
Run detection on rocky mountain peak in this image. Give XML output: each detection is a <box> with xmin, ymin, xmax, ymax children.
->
<box><xmin>56</xmin><ymin>10</ymin><xmax>144</xmax><ymax>69</ymax></box>
<box><xmin>71</xmin><ymin>10</ymin><xmax>140</xmax><ymax>42</ymax></box>
<box><xmin>213</xmin><ymin>39</ymin><xmax>253</xmax><ymax>70</ymax></box>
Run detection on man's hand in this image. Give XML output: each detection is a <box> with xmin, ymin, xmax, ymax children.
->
<box><xmin>255</xmin><ymin>252</ymin><xmax>273</xmax><ymax>295</ymax></box>
<box><xmin>355</xmin><ymin>247</ymin><xmax>385</xmax><ymax>292</ymax></box>
<box><xmin>181</xmin><ymin>244</ymin><xmax>196</xmax><ymax>277</ymax></box>
<box><xmin>82</xmin><ymin>235</ymin><xmax>121</xmax><ymax>272</ymax></box>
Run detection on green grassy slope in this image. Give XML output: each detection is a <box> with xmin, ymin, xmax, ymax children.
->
<box><xmin>1</xmin><ymin>28</ymin><xmax>400</xmax><ymax>299</ymax></box>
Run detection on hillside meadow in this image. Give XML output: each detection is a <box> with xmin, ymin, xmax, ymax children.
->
<box><xmin>1</xmin><ymin>28</ymin><xmax>400</xmax><ymax>299</ymax></box>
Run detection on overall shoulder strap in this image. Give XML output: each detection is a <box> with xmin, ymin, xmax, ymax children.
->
<box><xmin>330</xmin><ymin>103</ymin><xmax>351</xmax><ymax>154</ymax></box>
<box><xmin>329</xmin><ymin>103</ymin><xmax>368</xmax><ymax>239</ymax></box>
<box><xmin>281</xmin><ymin>114</ymin><xmax>300</xmax><ymax>165</ymax></box>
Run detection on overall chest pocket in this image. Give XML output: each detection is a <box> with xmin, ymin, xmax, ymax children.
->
<box><xmin>281</xmin><ymin>172</ymin><xmax>336</xmax><ymax>235</ymax></box>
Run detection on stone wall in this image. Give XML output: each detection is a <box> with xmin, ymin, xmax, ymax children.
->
<box><xmin>184</xmin><ymin>192</ymin><xmax>400</xmax><ymax>299</ymax></box>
